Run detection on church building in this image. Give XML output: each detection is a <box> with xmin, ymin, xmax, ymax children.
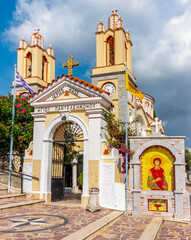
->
<box><xmin>14</xmin><ymin>11</ymin><xmax>168</xmax><ymax>212</ymax></box>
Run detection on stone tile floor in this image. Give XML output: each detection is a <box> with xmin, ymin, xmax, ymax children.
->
<box><xmin>156</xmin><ymin>221</ymin><xmax>191</xmax><ymax>240</ymax></box>
<box><xmin>0</xmin><ymin>204</ymin><xmax>112</xmax><ymax>239</ymax></box>
<box><xmin>0</xmin><ymin>184</ymin><xmax>190</xmax><ymax>239</ymax></box>
<box><xmin>92</xmin><ymin>215</ymin><xmax>152</xmax><ymax>240</ymax></box>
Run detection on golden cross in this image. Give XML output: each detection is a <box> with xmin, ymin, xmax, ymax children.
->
<box><xmin>63</xmin><ymin>55</ymin><xmax>79</xmax><ymax>76</ymax></box>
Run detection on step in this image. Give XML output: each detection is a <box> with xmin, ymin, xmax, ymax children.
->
<box><xmin>62</xmin><ymin>210</ymin><xmax>124</xmax><ymax>240</ymax></box>
<box><xmin>0</xmin><ymin>199</ymin><xmax>44</xmax><ymax>212</ymax></box>
<box><xmin>0</xmin><ymin>184</ymin><xmax>8</xmax><ymax>195</ymax></box>
<box><xmin>139</xmin><ymin>217</ymin><xmax>163</xmax><ymax>240</ymax></box>
<box><xmin>0</xmin><ymin>188</ymin><xmax>8</xmax><ymax>195</ymax></box>
<box><xmin>0</xmin><ymin>193</ymin><xmax>26</xmax><ymax>202</ymax></box>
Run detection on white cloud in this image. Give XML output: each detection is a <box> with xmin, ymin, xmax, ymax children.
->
<box><xmin>134</xmin><ymin>5</ymin><xmax>191</xmax><ymax>81</ymax></box>
<box><xmin>3</xmin><ymin>0</ymin><xmax>157</xmax><ymax>59</ymax></box>
<box><xmin>3</xmin><ymin>0</ymin><xmax>191</xmax><ymax>145</ymax></box>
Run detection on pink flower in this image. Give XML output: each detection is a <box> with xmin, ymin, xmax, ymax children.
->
<box><xmin>22</xmin><ymin>108</ymin><xmax>26</xmax><ymax>114</ymax></box>
<box><xmin>22</xmin><ymin>98</ymin><xmax>26</xmax><ymax>101</ymax></box>
<box><xmin>23</xmin><ymin>122</ymin><xmax>26</xmax><ymax>125</ymax></box>
<box><xmin>16</xmin><ymin>103</ymin><xmax>22</xmax><ymax>109</ymax></box>
<box><xmin>19</xmin><ymin>127</ymin><xmax>22</xmax><ymax>129</ymax></box>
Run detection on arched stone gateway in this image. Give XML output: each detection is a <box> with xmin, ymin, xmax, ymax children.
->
<box><xmin>22</xmin><ymin>74</ymin><xmax>127</xmax><ymax>210</ymax></box>
<box><xmin>47</xmin><ymin>117</ymin><xmax>85</xmax><ymax>201</ymax></box>
<box><xmin>129</xmin><ymin>133</ymin><xmax>190</xmax><ymax>219</ymax></box>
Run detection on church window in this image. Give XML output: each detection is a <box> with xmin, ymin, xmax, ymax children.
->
<box><xmin>137</xmin><ymin>118</ymin><xmax>142</xmax><ymax>136</ymax></box>
<box><xmin>145</xmin><ymin>101</ymin><xmax>149</xmax><ymax>114</ymax></box>
<box><xmin>25</xmin><ymin>52</ymin><xmax>32</xmax><ymax>78</ymax></box>
<box><xmin>125</xmin><ymin>43</ymin><xmax>127</xmax><ymax>65</ymax></box>
<box><xmin>151</xmin><ymin>105</ymin><xmax>153</xmax><ymax>117</ymax></box>
<box><xmin>129</xmin><ymin>109</ymin><xmax>133</xmax><ymax>130</ymax></box>
<box><xmin>137</xmin><ymin>117</ymin><xmax>146</xmax><ymax>136</ymax></box>
<box><xmin>42</xmin><ymin>56</ymin><xmax>48</xmax><ymax>81</ymax></box>
<box><xmin>129</xmin><ymin>109</ymin><xmax>133</xmax><ymax>124</ymax></box>
<box><xmin>107</xmin><ymin>36</ymin><xmax>115</xmax><ymax>66</ymax></box>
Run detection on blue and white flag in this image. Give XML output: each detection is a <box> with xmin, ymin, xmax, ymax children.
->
<box><xmin>15</xmin><ymin>72</ymin><xmax>34</xmax><ymax>95</ymax></box>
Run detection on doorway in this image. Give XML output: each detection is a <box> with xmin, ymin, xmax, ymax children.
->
<box><xmin>51</xmin><ymin>121</ymin><xmax>84</xmax><ymax>201</ymax></box>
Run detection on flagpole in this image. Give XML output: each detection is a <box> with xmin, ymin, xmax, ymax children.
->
<box><xmin>125</xmin><ymin>66</ymin><xmax>128</xmax><ymax>215</ymax></box>
<box><xmin>8</xmin><ymin>64</ymin><xmax>17</xmax><ymax>193</ymax></box>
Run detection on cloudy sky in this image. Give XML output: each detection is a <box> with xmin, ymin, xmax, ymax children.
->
<box><xmin>1</xmin><ymin>0</ymin><xmax>191</xmax><ymax>147</ymax></box>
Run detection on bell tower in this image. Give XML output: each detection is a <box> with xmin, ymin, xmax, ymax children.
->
<box><xmin>94</xmin><ymin>10</ymin><xmax>133</xmax><ymax>72</ymax></box>
<box><xmin>16</xmin><ymin>29</ymin><xmax>55</xmax><ymax>95</ymax></box>
<box><xmin>91</xmin><ymin>10</ymin><xmax>137</xmax><ymax>122</ymax></box>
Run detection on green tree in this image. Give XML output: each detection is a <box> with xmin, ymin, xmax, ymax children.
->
<box><xmin>185</xmin><ymin>148</ymin><xmax>191</xmax><ymax>173</ymax></box>
<box><xmin>0</xmin><ymin>93</ymin><xmax>34</xmax><ymax>156</ymax></box>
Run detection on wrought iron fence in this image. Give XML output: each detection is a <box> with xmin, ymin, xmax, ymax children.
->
<box><xmin>0</xmin><ymin>152</ymin><xmax>38</xmax><ymax>193</ymax></box>
<box><xmin>0</xmin><ymin>153</ymin><xmax>24</xmax><ymax>172</ymax></box>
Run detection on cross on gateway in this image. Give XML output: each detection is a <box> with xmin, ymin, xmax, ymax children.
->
<box><xmin>63</xmin><ymin>55</ymin><xmax>79</xmax><ymax>76</ymax></box>
<box><xmin>151</xmin><ymin>117</ymin><xmax>161</xmax><ymax>133</ymax></box>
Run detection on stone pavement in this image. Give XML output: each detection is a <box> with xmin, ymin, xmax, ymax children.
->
<box><xmin>0</xmin><ymin>204</ymin><xmax>112</xmax><ymax>239</ymax></box>
<box><xmin>156</xmin><ymin>221</ymin><xmax>191</xmax><ymax>240</ymax></box>
<box><xmin>92</xmin><ymin>215</ymin><xmax>152</xmax><ymax>240</ymax></box>
<box><xmin>0</xmin><ymin>183</ymin><xmax>190</xmax><ymax>239</ymax></box>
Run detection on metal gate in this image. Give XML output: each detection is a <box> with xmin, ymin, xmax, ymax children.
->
<box><xmin>51</xmin><ymin>142</ymin><xmax>66</xmax><ymax>201</ymax></box>
<box><xmin>51</xmin><ymin>120</ymin><xmax>84</xmax><ymax>201</ymax></box>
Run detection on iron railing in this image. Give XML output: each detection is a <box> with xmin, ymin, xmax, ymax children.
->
<box><xmin>0</xmin><ymin>153</ymin><xmax>39</xmax><ymax>194</ymax></box>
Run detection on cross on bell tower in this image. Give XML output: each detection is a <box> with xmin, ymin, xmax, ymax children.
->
<box><xmin>63</xmin><ymin>55</ymin><xmax>79</xmax><ymax>76</ymax></box>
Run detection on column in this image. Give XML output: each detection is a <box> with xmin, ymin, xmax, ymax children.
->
<box><xmin>81</xmin><ymin>139</ymin><xmax>89</xmax><ymax>205</ymax></box>
<box><xmin>174</xmin><ymin>163</ymin><xmax>184</xmax><ymax>218</ymax></box>
<box><xmin>72</xmin><ymin>157</ymin><xmax>78</xmax><ymax>192</ymax></box>
<box><xmin>30</xmin><ymin>112</ymin><xmax>46</xmax><ymax>200</ymax></box>
<box><xmin>87</xmin><ymin>109</ymin><xmax>102</xmax><ymax>190</ymax></box>
<box><xmin>131</xmin><ymin>162</ymin><xmax>141</xmax><ymax>215</ymax></box>
<box><xmin>40</xmin><ymin>139</ymin><xmax>53</xmax><ymax>202</ymax></box>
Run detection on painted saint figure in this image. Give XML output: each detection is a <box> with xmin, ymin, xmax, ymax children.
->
<box><xmin>147</xmin><ymin>158</ymin><xmax>168</xmax><ymax>190</ymax></box>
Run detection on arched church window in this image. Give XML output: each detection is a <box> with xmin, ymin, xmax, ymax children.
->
<box><xmin>25</xmin><ymin>52</ymin><xmax>32</xmax><ymax>78</ymax></box>
<box><xmin>151</xmin><ymin>105</ymin><xmax>153</xmax><ymax>117</ymax></box>
<box><xmin>125</xmin><ymin>43</ymin><xmax>127</xmax><ymax>64</ymax></box>
<box><xmin>137</xmin><ymin>118</ymin><xmax>142</xmax><ymax>136</ymax></box>
<box><xmin>145</xmin><ymin>101</ymin><xmax>149</xmax><ymax>114</ymax></box>
<box><xmin>137</xmin><ymin>116</ymin><xmax>146</xmax><ymax>136</ymax></box>
<box><xmin>107</xmin><ymin>36</ymin><xmax>115</xmax><ymax>65</ymax></box>
<box><xmin>129</xmin><ymin>109</ymin><xmax>133</xmax><ymax>124</ymax></box>
<box><xmin>42</xmin><ymin>56</ymin><xmax>48</xmax><ymax>81</ymax></box>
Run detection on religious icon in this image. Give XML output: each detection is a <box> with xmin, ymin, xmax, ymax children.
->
<box><xmin>147</xmin><ymin>157</ymin><xmax>168</xmax><ymax>190</ymax></box>
<box><xmin>148</xmin><ymin>199</ymin><xmax>167</xmax><ymax>212</ymax></box>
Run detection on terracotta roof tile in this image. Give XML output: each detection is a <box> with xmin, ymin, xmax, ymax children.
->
<box><xmin>29</xmin><ymin>74</ymin><xmax>109</xmax><ymax>99</ymax></box>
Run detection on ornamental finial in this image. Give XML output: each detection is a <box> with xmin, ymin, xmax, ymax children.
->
<box><xmin>35</xmin><ymin>28</ymin><xmax>40</xmax><ymax>33</ymax></box>
<box><xmin>112</xmin><ymin>8</ymin><xmax>118</xmax><ymax>14</ymax></box>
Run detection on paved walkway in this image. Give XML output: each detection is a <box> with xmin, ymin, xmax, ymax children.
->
<box><xmin>0</xmin><ymin>184</ymin><xmax>190</xmax><ymax>239</ymax></box>
<box><xmin>155</xmin><ymin>183</ymin><xmax>191</xmax><ymax>240</ymax></box>
<box><xmin>0</xmin><ymin>204</ymin><xmax>112</xmax><ymax>239</ymax></box>
<box><xmin>156</xmin><ymin>221</ymin><xmax>191</xmax><ymax>240</ymax></box>
<box><xmin>92</xmin><ymin>215</ymin><xmax>152</xmax><ymax>240</ymax></box>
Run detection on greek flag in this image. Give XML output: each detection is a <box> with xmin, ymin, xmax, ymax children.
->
<box><xmin>15</xmin><ymin>72</ymin><xmax>34</xmax><ymax>95</ymax></box>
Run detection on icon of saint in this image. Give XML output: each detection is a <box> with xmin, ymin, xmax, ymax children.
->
<box><xmin>147</xmin><ymin>158</ymin><xmax>168</xmax><ymax>190</ymax></box>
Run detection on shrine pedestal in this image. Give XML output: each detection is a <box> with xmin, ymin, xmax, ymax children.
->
<box><xmin>86</xmin><ymin>188</ymin><xmax>101</xmax><ymax>212</ymax></box>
